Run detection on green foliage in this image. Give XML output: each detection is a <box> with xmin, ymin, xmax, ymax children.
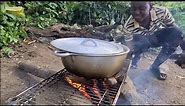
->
<box><xmin>155</xmin><ymin>1</ymin><xmax>185</xmax><ymax>12</ymax></box>
<box><xmin>12</xmin><ymin>1</ymin><xmax>130</xmax><ymax>28</ymax></box>
<box><xmin>0</xmin><ymin>2</ymin><xmax>27</xmax><ymax>55</ymax></box>
<box><xmin>22</xmin><ymin>1</ymin><xmax>61</xmax><ymax>29</ymax></box>
<box><xmin>173</xmin><ymin>13</ymin><xmax>185</xmax><ymax>36</ymax></box>
<box><xmin>75</xmin><ymin>1</ymin><xmax>130</xmax><ymax>26</ymax></box>
<box><xmin>155</xmin><ymin>1</ymin><xmax>185</xmax><ymax>36</ymax></box>
<box><xmin>1</xmin><ymin>47</ymin><xmax>13</xmax><ymax>57</ymax></box>
<box><xmin>14</xmin><ymin>1</ymin><xmax>185</xmax><ymax>29</ymax></box>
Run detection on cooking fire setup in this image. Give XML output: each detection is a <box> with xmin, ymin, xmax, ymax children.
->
<box><xmin>6</xmin><ymin>37</ymin><xmax>131</xmax><ymax>105</ymax></box>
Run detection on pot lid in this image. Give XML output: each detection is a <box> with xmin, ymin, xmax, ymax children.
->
<box><xmin>50</xmin><ymin>38</ymin><xmax>125</xmax><ymax>55</ymax></box>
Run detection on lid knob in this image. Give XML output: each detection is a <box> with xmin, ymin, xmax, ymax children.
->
<box><xmin>80</xmin><ymin>38</ymin><xmax>97</xmax><ymax>47</ymax></box>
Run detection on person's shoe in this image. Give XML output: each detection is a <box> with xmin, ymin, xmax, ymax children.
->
<box><xmin>149</xmin><ymin>66</ymin><xmax>167</xmax><ymax>80</ymax></box>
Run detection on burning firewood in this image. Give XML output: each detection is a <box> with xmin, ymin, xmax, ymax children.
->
<box><xmin>92</xmin><ymin>79</ymin><xmax>101</xmax><ymax>99</ymax></box>
<box><xmin>64</xmin><ymin>74</ymin><xmax>91</xmax><ymax>100</ymax></box>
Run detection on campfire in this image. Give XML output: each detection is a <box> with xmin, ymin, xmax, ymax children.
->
<box><xmin>63</xmin><ymin>72</ymin><xmax>111</xmax><ymax>102</ymax></box>
<box><xmin>64</xmin><ymin>74</ymin><xmax>91</xmax><ymax>99</ymax></box>
<box><xmin>6</xmin><ymin>67</ymin><xmax>128</xmax><ymax>105</ymax></box>
<box><xmin>6</xmin><ymin>59</ymin><xmax>131</xmax><ymax>105</ymax></box>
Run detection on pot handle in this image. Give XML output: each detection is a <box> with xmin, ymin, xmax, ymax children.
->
<box><xmin>80</xmin><ymin>38</ymin><xmax>97</xmax><ymax>47</ymax></box>
<box><xmin>54</xmin><ymin>51</ymin><xmax>74</xmax><ymax>57</ymax></box>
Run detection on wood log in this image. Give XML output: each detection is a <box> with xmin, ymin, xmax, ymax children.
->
<box><xmin>94</xmin><ymin>24</ymin><xmax>119</xmax><ymax>32</ymax></box>
<box><xmin>24</xmin><ymin>23</ymin><xmax>119</xmax><ymax>41</ymax></box>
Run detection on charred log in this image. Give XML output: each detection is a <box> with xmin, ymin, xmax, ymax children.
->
<box><xmin>24</xmin><ymin>23</ymin><xmax>118</xmax><ymax>41</ymax></box>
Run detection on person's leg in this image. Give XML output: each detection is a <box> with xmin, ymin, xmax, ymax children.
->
<box><xmin>130</xmin><ymin>33</ymin><xmax>162</xmax><ymax>69</ymax></box>
<box><xmin>150</xmin><ymin>26</ymin><xmax>183</xmax><ymax>80</ymax></box>
<box><xmin>131</xmin><ymin>52</ymin><xmax>142</xmax><ymax>69</ymax></box>
<box><xmin>130</xmin><ymin>34</ymin><xmax>151</xmax><ymax>68</ymax></box>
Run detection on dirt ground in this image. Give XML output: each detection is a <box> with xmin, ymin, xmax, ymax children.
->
<box><xmin>1</xmin><ymin>37</ymin><xmax>185</xmax><ymax>105</ymax></box>
<box><xmin>118</xmin><ymin>51</ymin><xmax>185</xmax><ymax>105</ymax></box>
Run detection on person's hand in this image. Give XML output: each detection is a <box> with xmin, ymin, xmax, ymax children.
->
<box><xmin>114</xmin><ymin>14</ymin><xmax>124</xmax><ymax>25</ymax></box>
<box><xmin>113</xmin><ymin>35</ymin><xmax>126</xmax><ymax>44</ymax></box>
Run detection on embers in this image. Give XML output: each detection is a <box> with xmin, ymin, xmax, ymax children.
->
<box><xmin>64</xmin><ymin>73</ymin><xmax>91</xmax><ymax>99</ymax></box>
<box><xmin>63</xmin><ymin>72</ymin><xmax>119</xmax><ymax>104</ymax></box>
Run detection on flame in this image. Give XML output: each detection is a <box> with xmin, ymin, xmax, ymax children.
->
<box><xmin>92</xmin><ymin>79</ymin><xmax>101</xmax><ymax>98</ymax></box>
<box><xmin>64</xmin><ymin>74</ymin><xmax>109</xmax><ymax>100</ymax></box>
<box><xmin>64</xmin><ymin>75</ymin><xmax>91</xmax><ymax>100</ymax></box>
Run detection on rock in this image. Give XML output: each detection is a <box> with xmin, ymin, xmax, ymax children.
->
<box><xmin>107</xmin><ymin>77</ymin><xmax>118</xmax><ymax>86</ymax></box>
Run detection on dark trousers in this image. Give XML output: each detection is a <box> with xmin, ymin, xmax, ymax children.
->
<box><xmin>131</xmin><ymin>26</ymin><xmax>183</xmax><ymax>68</ymax></box>
<box><xmin>180</xmin><ymin>39</ymin><xmax>185</xmax><ymax>51</ymax></box>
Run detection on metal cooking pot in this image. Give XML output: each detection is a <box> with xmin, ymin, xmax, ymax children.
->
<box><xmin>50</xmin><ymin>37</ymin><xmax>130</xmax><ymax>79</ymax></box>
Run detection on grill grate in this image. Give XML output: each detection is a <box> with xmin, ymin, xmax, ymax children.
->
<box><xmin>6</xmin><ymin>60</ymin><xmax>131</xmax><ymax>105</ymax></box>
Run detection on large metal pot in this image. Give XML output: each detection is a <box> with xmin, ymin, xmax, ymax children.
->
<box><xmin>50</xmin><ymin>37</ymin><xmax>130</xmax><ymax>79</ymax></box>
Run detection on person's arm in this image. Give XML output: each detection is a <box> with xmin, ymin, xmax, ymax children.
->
<box><xmin>113</xmin><ymin>25</ymin><xmax>133</xmax><ymax>44</ymax></box>
<box><xmin>113</xmin><ymin>15</ymin><xmax>134</xmax><ymax>44</ymax></box>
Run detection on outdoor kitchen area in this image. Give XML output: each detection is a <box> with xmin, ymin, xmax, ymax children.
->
<box><xmin>5</xmin><ymin>37</ymin><xmax>132</xmax><ymax>105</ymax></box>
<box><xmin>3</xmin><ymin>36</ymin><xmax>185</xmax><ymax>105</ymax></box>
<box><xmin>1</xmin><ymin>1</ymin><xmax>185</xmax><ymax>105</ymax></box>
